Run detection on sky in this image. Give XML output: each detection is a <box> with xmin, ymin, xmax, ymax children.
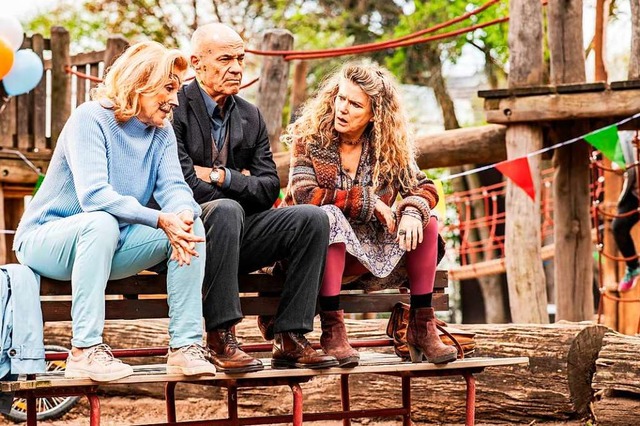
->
<box><xmin>5</xmin><ymin>0</ymin><xmax>65</xmax><ymax>19</ymax></box>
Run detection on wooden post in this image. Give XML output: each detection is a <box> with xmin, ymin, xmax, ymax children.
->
<box><xmin>503</xmin><ymin>0</ymin><xmax>548</xmax><ymax>323</ymax></box>
<box><xmin>289</xmin><ymin>60</ymin><xmax>308</xmax><ymax>121</ymax></box>
<box><xmin>50</xmin><ymin>26</ymin><xmax>70</xmax><ymax>147</ymax></box>
<box><xmin>548</xmin><ymin>0</ymin><xmax>594</xmax><ymax>321</ymax></box>
<box><xmin>631</xmin><ymin>0</ymin><xmax>640</xmax><ymax>80</ymax></box>
<box><xmin>31</xmin><ymin>33</ymin><xmax>47</xmax><ymax>151</ymax></box>
<box><xmin>104</xmin><ymin>35</ymin><xmax>129</xmax><ymax>69</ymax></box>
<box><xmin>255</xmin><ymin>29</ymin><xmax>294</xmax><ymax>153</ymax></box>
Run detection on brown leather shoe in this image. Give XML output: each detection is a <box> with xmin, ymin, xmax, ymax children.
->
<box><xmin>272</xmin><ymin>332</ymin><xmax>339</xmax><ymax>369</ymax></box>
<box><xmin>207</xmin><ymin>329</ymin><xmax>264</xmax><ymax>373</ymax></box>
<box><xmin>257</xmin><ymin>315</ymin><xmax>275</xmax><ymax>341</ymax></box>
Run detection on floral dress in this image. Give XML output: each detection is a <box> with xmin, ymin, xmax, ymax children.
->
<box><xmin>322</xmin><ymin>140</ymin><xmax>405</xmax><ymax>279</ymax></box>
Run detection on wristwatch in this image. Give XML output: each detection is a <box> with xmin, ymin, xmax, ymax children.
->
<box><xmin>209</xmin><ymin>168</ymin><xmax>221</xmax><ymax>186</ymax></box>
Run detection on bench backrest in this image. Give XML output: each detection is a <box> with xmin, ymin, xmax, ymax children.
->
<box><xmin>39</xmin><ymin>271</ymin><xmax>448</xmax><ymax>322</ymax></box>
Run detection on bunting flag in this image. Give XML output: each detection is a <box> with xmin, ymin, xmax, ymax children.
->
<box><xmin>433</xmin><ymin>179</ymin><xmax>447</xmax><ymax>219</ymax></box>
<box><xmin>495</xmin><ymin>157</ymin><xmax>535</xmax><ymax>200</ymax></box>
<box><xmin>33</xmin><ymin>174</ymin><xmax>44</xmax><ymax>196</ymax></box>
<box><xmin>273</xmin><ymin>188</ymin><xmax>285</xmax><ymax>208</ymax></box>
<box><xmin>583</xmin><ymin>124</ymin><xmax>625</xmax><ymax>167</ymax></box>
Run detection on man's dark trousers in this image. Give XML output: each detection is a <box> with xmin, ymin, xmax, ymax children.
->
<box><xmin>201</xmin><ymin>199</ymin><xmax>329</xmax><ymax>334</ymax></box>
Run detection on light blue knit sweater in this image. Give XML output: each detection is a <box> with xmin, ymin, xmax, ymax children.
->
<box><xmin>14</xmin><ymin>101</ymin><xmax>201</xmax><ymax>249</ymax></box>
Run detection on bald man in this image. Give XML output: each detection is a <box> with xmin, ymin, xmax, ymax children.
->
<box><xmin>172</xmin><ymin>23</ymin><xmax>337</xmax><ymax>371</ymax></box>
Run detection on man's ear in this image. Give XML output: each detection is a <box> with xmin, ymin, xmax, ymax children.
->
<box><xmin>191</xmin><ymin>55</ymin><xmax>200</xmax><ymax>70</ymax></box>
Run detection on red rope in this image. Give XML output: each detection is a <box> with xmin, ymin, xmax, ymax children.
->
<box><xmin>283</xmin><ymin>17</ymin><xmax>509</xmax><ymax>61</ymax></box>
<box><xmin>246</xmin><ymin>0</ymin><xmax>501</xmax><ymax>57</ymax></box>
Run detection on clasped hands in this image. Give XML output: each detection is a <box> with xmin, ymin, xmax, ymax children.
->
<box><xmin>157</xmin><ymin>210</ymin><xmax>204</xmax><ymax>266</ymax></box>
<box><xmin>375</xmin><ymin>199</ymin><xmax>423</xmax><ymax>251</ymax></box>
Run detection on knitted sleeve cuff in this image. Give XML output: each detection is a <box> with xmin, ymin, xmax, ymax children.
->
<box><xmin>397</xmin><ymin>196</ymin><xmax>431</xmax><ymax>226</ymax></box>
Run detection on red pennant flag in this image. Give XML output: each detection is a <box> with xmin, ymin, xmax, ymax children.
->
<box><xmin>495</xmin><ymin>157</ymin><xmax>536</xmax><ymax>201</ymax></box>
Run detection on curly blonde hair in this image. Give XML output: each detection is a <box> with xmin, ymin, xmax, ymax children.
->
<box><xmin>284</xmin><ymin>62</ymin><xmax>416</xmax><ymax>191</ymax></box>
<box><xmin>91</xmin><ymin>41</ymin><xmax>188</xmax><ymax>122</ymax></box>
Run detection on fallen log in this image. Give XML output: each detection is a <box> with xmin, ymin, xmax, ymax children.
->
<box><xmin>593</xmin><ymin>331</ymin><xmax>640</xmax><ymax>394</ymax></box>
<box><xmin>274</xmin><ymin>124</ymin><xmax>507</xmax><ymax>187</ymax></box>
<box><xmin>44</xmin><ymin>321</ymin><xmax>608</xmax><ymax>424</ymax></box>
<box><xmin>591</xmin><ymin>331</ymin><xmax>640</xmax><ymax>425</ymax></box>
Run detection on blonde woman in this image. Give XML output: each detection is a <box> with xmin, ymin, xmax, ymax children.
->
<box><xmin>14</xmin><ymin>41</ymin><xmax>216</xmax><ymax>382</ymax></box>
<box><xmin>283</xmin><ymin>62</ymin><xmax>457</xmax><ymax>366</ymax></box>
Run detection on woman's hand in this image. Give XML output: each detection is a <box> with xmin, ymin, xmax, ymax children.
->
<box><xmin>157</xmin><ymin>211</ymin><xmax>204</xmax><ymax>266</ymax></box>
<box><xmin>375</xmin><ymin>198</ymin><xmax>396</xmax><ymax>234</ymax></box>
<box><xmin>396</xmin><ymin>207</ymin><xmax>423</xmax><ymax>251</ymax></box>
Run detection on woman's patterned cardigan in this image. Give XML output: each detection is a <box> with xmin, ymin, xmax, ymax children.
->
<box><xmin>283</xmin><ymin>136</ymin><xmax>439</xmax><ymax>226</ymax></box>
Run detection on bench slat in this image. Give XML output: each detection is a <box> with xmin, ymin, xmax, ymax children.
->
<box><xmin>41</xmin><ymin>294</ymin><xmax>449</xmax><ymax>321</ymax></box>
<box><xmin>39</xmin><ymin>271</ymin><xmax>448</xmax><ymax>296</ymax></box>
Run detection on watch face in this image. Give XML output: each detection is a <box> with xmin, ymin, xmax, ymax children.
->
<box><xmin>210</xmin><ymin>170</ymin><xmax>219</xmax><ymax>183</ymax></box>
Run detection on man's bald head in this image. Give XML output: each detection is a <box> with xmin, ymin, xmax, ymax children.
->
<box><xmin>191</xmin><ymin>23</ymin><xmax>243</xmax><ymax>57</ymax></box>
<box><xmin>190</xmin><ymin>23</ymin><xmax>245</xmax><ymax>106</ymax></box>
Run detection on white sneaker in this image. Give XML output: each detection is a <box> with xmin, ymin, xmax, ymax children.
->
<box><xmin>64</xmin><ymin>344</ymin><xmax>134</xmax><ymax>382</ymax></box>
<box><xmin>167</xmin><ymin>343</ymin><xmax>216</xmax><ymax>376</ymax></box>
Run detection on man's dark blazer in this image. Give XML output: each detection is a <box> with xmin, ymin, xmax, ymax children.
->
<box><xmin>172</xmin><ymin>80</ymin><xmax>280</xmax><ymax>215</ymax></box>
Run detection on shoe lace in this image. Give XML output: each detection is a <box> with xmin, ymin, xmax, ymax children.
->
<box><xmin>181</xmin><ymin>343</ymin><xmax>208</xmax><ymax>361</ymax></box>
<box><xmin>292</xmin><ymin>332</ymin><xmax>312</xmax><ymax>349</ymax></box>
<box><xmin>87</xmin><ymin>344</ymin><xmax>122</xmax><ymax>365</ymax></box>
<box><xmin>222</xmin><ymin>330</ymin><xmax>241</xmax><ymax>350</ymax></box>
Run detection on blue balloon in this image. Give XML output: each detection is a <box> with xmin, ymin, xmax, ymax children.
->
<box><xmin>2</xmin><ymin>49</ymin><xmax>43</xmax><ymax>96</ymax></box>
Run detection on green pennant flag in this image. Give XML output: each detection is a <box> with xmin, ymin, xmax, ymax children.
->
<box><xmin>584</xmin><ymin>125</ymin><xmax>625</xmax><ymax>167</ymax></box>
<box><xmin>33</xmin><ymin>174</ymin><xmax>45</xmax><ymax>195</ymax></box>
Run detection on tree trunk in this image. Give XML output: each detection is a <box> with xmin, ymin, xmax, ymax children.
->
<box><xmin>630</xmin><ymin>0</ymin><xmax>640</xmax><ymax>80</ymax></box>
<box><xmin>548</xmin><ymin>0</ymin><xmax>594</xmax><ymax>322</ymax></box>
<box><xmin>592</xmin><ymin>331</ymin><xmax>640</xmax><ymax>425</ymax></box>
<box><xmin>594</xmin><ymin>0</ymin><xmax>610</xmax><ymax>81</ymax></box>
<box><xmin>44</xmin><ymin>321</ymin><xmax>609</xmax><ymax>423</ymax></box>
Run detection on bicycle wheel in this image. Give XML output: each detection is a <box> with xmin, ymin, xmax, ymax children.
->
<box><xmin>3</xmin><ymin>345</ymin><xmax>80</xmax><ymax>422</ymax></box>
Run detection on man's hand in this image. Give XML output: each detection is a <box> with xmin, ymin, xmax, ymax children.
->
<box><xmin>194</xmin><ymin>165</ymin><xmax>213</xmax><ymax>183</ymax></box>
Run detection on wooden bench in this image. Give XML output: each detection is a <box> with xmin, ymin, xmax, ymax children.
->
<box><xmin>2</xmin><ymin>270</ymin><xmax>529</xmax><ymax>426</ymax></box>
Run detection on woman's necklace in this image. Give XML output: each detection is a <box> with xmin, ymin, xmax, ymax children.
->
<box><xmin>341</xmin><ymin>134</ymin><xmax>367</xmax><ymax>146</ymax></box>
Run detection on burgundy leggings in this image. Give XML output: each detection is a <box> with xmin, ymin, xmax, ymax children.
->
<box><xmin>320</xmin><ymin>218</ymin><xmax>439</xmax><ymax>297</ymax></box>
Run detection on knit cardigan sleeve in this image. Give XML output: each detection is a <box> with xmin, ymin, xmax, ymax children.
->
<box><xmin>396</xmin><ymin>164</ymin><xmax>439</xmax><ymax>224</ymax></box>
<box><xmin>286</xmin><ymin>137</ymin><xmax>377</xmax><ymax>222</ymax></box>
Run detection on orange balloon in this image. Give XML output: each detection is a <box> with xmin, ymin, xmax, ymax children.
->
<box><xmin>0</xmin><ymin>37</ymin><xmax>15</xmax><ymax>80</ymax></box>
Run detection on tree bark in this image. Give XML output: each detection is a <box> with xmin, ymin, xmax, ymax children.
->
<box><xmin>630</xmin><ymin>0</ymin><xmax>640</xmax><ymax>80</ymax></box>
<box><xmin>548</xmin><ymin>0</ymin><xmax>594</xmax><ymax>322</ymax></box>
<box><xmin>504</xmin><ymin>0</ymin><xmax>547</xmax><ymax>323</ymax></box>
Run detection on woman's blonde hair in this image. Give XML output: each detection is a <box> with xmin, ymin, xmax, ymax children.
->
<box><xmin>91</xmin><ymin>41</ymin><xmax>188</xmax><ymax>122</ymax></box>
<box><xmin>284</xmin><ymin>62</ymin><xmax>415</xmax><ymax>190</ymax></box>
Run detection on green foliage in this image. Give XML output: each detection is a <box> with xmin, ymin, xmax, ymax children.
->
<box><xmin>386</xmin><ymin>0</ymin><xmax>509</xmax><ymax>85</ymax></box>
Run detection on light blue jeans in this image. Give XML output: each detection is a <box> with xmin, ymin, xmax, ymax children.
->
<box><xmin>15</xmin><ymin>211</ymin><xmax>206</xmax><ymax>349</ymax></box>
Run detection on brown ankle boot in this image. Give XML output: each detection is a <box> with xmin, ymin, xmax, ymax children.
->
<box><xmin>320</xmin><ymin>310</ymin><xmax>360</xmax><ymax>368</ymax></box>
<box><xmin>406</xmin><ymin>307</ymin><xmax>457</xmax><ymax>364</ymax></box>
<box><xmin>207</xmin><ymin>329</ymin><xmax>264</xmax><ymax>373</ymax></box>
<box><xmin>272</xmin><ymin>332</ymin><xmax>339</xmax><ymax>369</ymax></box>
